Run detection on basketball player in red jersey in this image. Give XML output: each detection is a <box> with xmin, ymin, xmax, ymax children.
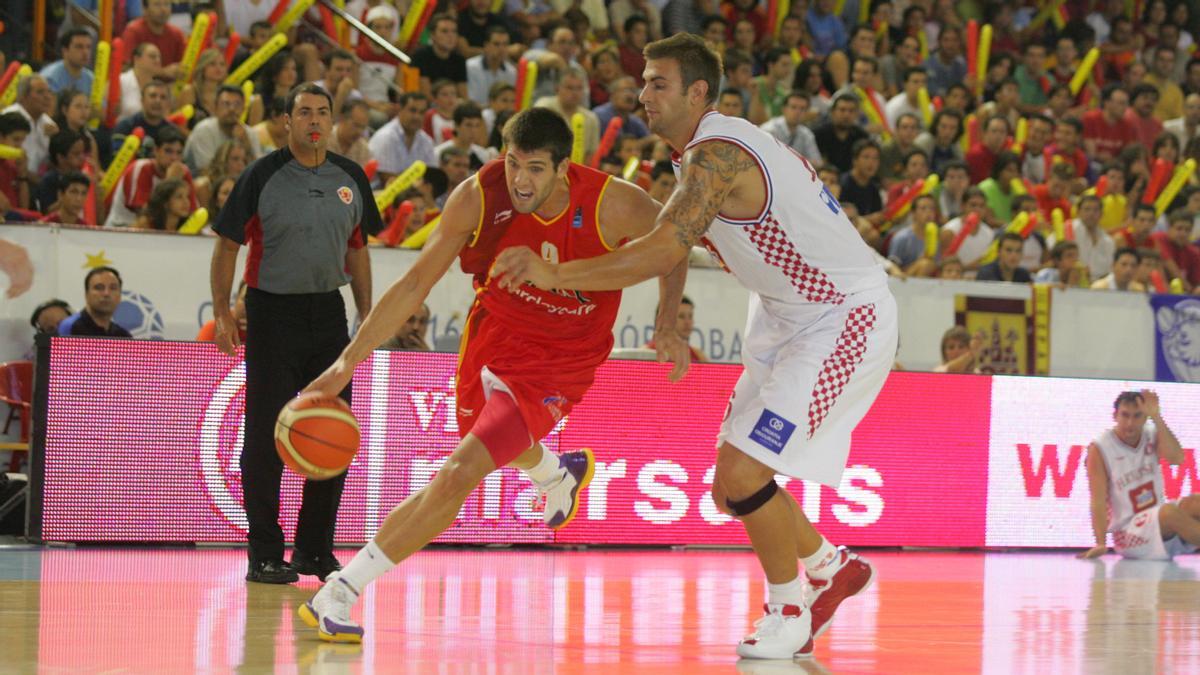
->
<box><xmin>296</xmin><ymin>108</ymin><xmax>687</xmax><ymax>642</ymax></box>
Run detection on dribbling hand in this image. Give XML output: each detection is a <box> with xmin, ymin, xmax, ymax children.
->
<box><xmin>214</xmin><ymin>313</ymin><xmax>241</xmax><ymax>356</ymax></box>
<box><xmin>303</xmin><ymin>358</ymin><xmax>354</xmax><ymax>400</ymax></box>
<box><xmin>491</xmin><ymin>246</ymin><xmax>557</xmax><ymax>291</ymax></box>
<box><xmin>653</xmin><ymin>329</ymin><xmax>691</xmax><ymax>382</ymax></box>
<box><xmin>1077</xmin><ymin>545</ymin><xmax>1107</xmax><ymax>559</ymax></box>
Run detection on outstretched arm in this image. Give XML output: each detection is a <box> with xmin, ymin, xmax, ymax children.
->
<box><xmin>303</xmin><ymin>177</ymin><xmax>481</xmax><ymax>397</ymax></box>
<box><xmin>492</xmin><ymin>140</ymin><xmax>755</xmax><ymax>291</ymax></box>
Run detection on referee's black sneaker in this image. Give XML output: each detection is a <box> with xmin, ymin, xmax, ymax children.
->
<box><xmin>246</xmin><ymin>558</ymin><xmax>299</xmax><ymax>584</ymax></box>
<box><xmin>291</xmin><ymin>550</ymin><xmax>343</xmax><ymax>582</ymax></box>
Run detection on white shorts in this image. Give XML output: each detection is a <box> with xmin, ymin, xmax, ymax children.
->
<box><xmin>718</xmin><ymin>290</ymin><xmax>898</xmax><ymax>487</ymax></box>
<box><xmin>1115</xmin><ymin>503</ymin><xmax>1199</xmax><ymax>561</ymax></box>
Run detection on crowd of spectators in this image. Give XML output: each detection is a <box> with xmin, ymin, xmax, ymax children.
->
<box><xmin>7</xmin><ymin>0</ymin><xmax>1200</xmax><ymax>359</ymax></box>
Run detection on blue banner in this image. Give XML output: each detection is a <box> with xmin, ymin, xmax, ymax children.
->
<box><xmin>1152</xmin><ymin>295</ymin><xmax>1200</xmax><ymax>382</ymax></box>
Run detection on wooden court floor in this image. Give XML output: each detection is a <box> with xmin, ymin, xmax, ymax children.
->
<box><xmin>2</xmin><ymin>547</ymin><xmax>1200</xmax><ymax>674</ymax></box>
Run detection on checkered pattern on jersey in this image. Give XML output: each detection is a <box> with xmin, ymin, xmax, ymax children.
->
<box><xmin>747</xmin><ymin>214</ymin><xmax>846</xmax><ymax>305</ymax></box>
<box><xmin>807</xmin><ymin>304</ymin><xmax>877</xmax><ymax>439</ymax></box>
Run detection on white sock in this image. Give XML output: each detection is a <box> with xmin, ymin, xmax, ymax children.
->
<box><xmin>767</xmin><ymin>576</ymin><xmax>807</xmax><ymax>607</ymax></box>
<box><xmin>522</xmin><ymin>446</ymin><xmax>564</xmax><ymax>487</ymax></box>
<box><xmin>338</xmin><ymin>540</ymin><xmax>394</xmax><ymax>594</ymax></box>
<box><xmin>802</xmin><ymin>538</ymin><xmax>842</xmax><ymax>580</ymax></box>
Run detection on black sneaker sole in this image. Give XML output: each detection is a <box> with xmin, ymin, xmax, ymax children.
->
<box><xmin>246</xmin><ymin>571</ymin><xmax>300</xmax><ymax>584</ymax></box>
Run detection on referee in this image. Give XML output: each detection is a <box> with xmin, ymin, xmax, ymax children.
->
<box><xmin>210</xmin><ymin>83</ymin><xmax>382</xmax><ymax>585</ymax></box>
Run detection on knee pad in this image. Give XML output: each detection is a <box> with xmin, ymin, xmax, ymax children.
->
<box><xmin>725</xmin><ymin>479</ymin><xmax>779</xmax><ymax>517</ymax></box>
<box><xmin>471</xmin><ymin>392</ymin><xmax>533</xmax><ymax>467</ymax></box>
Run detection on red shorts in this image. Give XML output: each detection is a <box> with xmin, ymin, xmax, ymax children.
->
<box><xmin>456</xmin><ymin>304</ymin><xmax>609</xmax><ymax>442</ymax></box>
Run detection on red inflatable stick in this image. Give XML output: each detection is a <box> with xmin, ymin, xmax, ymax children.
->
<box><xmin>945</xmin><ymin>212</ymin><xmax>980</xmax><ymax>256</ymax></box>
<box><xmin>589</xmin><ymin>117</ymin><xmax>624</xmax><ymax>167</ymax></box>
<box><xmin>1143</xmin><ymin>158</ymin><xmax>1174</xmax><ymax>205</ymax></box>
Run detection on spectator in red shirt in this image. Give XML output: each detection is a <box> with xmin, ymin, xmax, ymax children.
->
<box><xmin>1124</xmin><ymin>83</ymin><xmax>1164</xmax><ymax>149</ymax></box>
<box><xmin>39</xmin><ymin>172</ymin><xmax>90</xmax><ymax>226</ymax></box>
<box><xmin>1115</xmin><ymin>203</ymin><xmax>1159</xmax><ymax>250</ymax></box>
<box><xmin>120</xmin><ymin>0</ymin><xmax>186</xmax><ymax>70</ymax></box>
<box><xmin>721</xmin><ymin>0</ymin><xmax>769</xmax><ymax>47</ymax></box>
<box><xmin>1083</xmin><ymin>85</ymin><xmax>1136</xmax><ymax>163</ymax></box>
<box><xmin>1044</xmin><ymin>118</ymin><xmax>1089</xmax><ymax>182</ymax></box>
<box><xmin>1031</xmin><ymin>162</ymin><xmax>1076</xmax><ymax>223</ymax></box>
<box><xmin>0</xmin><ymin>112</ymin><xmax>32</xmax><ymax>213</ymax></box>
<box><xmin>966</xmin><ymin>115</ymin><xmax>1010</xmax><ymax>184</ymax></box>
<box><xmin>1151</xmin><ymin>209</ymin><xmax>1200</xmax><ymax>291</ymax></box>
<box><xmin>103</xmin><ymin>126</ymin><xmax>194</xmax><ymax>227</ymax></box>
<box><xmin>618</xmin><ymin>15</ymin><xmax>649</xmax><ymax>87</ymax></box>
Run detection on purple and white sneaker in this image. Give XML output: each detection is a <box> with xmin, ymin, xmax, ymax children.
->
<box><xmin>298</xmin><ymin>572</ymin><xmax>364</xmax><ymax>644</ymax></box>
<box><xmin>541</xmin><ymin>449</ymin><xmax>595</xmax><ymax>530</ymax></box>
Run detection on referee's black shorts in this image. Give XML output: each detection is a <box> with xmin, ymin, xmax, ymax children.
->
<box><xmin>241</xmin><ymin>287</ymin><xmax>351</xmax><ymax>563</ymax></box>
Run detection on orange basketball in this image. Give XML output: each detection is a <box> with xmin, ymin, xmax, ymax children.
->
<box><xmin>274</xmin><ymin>392</ymin><xmax>360</xmax><ymax>480</ymax></box>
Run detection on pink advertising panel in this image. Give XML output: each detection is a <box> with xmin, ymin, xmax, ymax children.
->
<box><xmin>39</xmin><ymin>338</ymin><xmax>1195</xmax><ymax>548</ymax></box>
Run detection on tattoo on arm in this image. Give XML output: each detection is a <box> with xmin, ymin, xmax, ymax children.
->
<box><xmin>666</xmin><ymin>141</ymin><xmax>756</xmax><ymax>249</ymax></box>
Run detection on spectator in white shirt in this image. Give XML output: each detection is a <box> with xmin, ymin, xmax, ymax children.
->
<box><xmin>466</xmin><ymin>26</ymin><xmax>517</xmax><ymax>107</ymax></box>
<box><xmin>1049</xmin><ymin>194</ymin><xmax>1115</xmax><ymax>281</ymax></box>
<box><xmin>885</xmin><ymin>66</ymin><xmax>928</xmax><ymax>129</ymax></box>
<box><xmin>2</xmin><ymin>76</ymin><xmax>58</xmax><ymax>175</ymax></box>
<box><xmin>759</xmin><ymin>91</ymin><xmax>822</xmax><ymax>167</ymax></box>
<box><xmin>369</xmin><ymin>92</ymin><xmax>438</xmax><ymax>182</ymax></box>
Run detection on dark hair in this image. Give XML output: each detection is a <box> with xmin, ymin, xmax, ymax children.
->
<box><xmin>0</xmin><ymin>111</ymin><xmax>32</xmax><ymax>137</ymax></box>
<box><xmin>1013</xmin><ymin>194</ymin><xmax>1036</xmax><ymax>210</ymax></box>
<box><xmin>256</xmin><ymin>50</ymin><xmax>296</xmax><ymax>96</ymax></box>
<box><xmin>267</xmin><ymin>94</ymin><xmax>287</xmax><ymax>118</ymax></box>
<box><xmin>1101</xmin><ymin>83</ymin><xmax>1127</xmax><ymax>103</ymax></box>
<box><xmin>488</xmin><ymin>109</ymin><xmax>514</xmax><ymax>149</ymax></box>
<box><xmin>940</xmin><ymin>326</ymin><xmax>970</xmax><ymax>360</ymax></box>
<box><xmin>700</xmin><ymin>14</ymin><xmax>727</xmax><ymax>32</ymax></box>
<box><xmin>502</xmin><ymin>107</ymin><xmax>573</xmax><ymax>165</ymax></box>
<box><xmin>944</xmin><ymin>82</ymin><xmax>974</xmax><ymax>110</ymax></box>
<box><xmin>484</xmin><ymin>25</ymin><xmax>510</xmax><ymax>42</ymax></box>
<box><xmin>429</xmin><ymin>12</ymin><xmax>456</xmax><ymax>31</ymax></box>
<box><xmin>1131</xmin><ymin>82</ymin><xmax>1160</xmax><ymax>102</ymax></box>
<box><xmin>941</xmin><ymin>159</ymin><xmax>969</xmax><ymax>177</ymax></box>
<box><xmin>84</xmin><ymin>266</ymin><xmax>122</xmax><ymax>290</ymax></box>
<box><xmin>322</xmin><ymin>48</ymin><xmax>355</xmax><ymax>68</ymax></box>
<box><xmin>932</xmin><ymin>110</ymin><xmax>963</xmax><ymax>140</ymax></box>
<box><xmin>54</xmin><ymin>88</ymin><xmax>87</xmax><ymax>126</ymax></box>
<box><xmin>59</xmin><ymin>27</ymin><xmax>92</xmax><ymax>50</ymax></box>
<box><xmin>722</xmin><ymin>48</ymin><xmax>751</xmax><ymax>73</ymax></box>
<box><xmin>285</xmin><ymin>82</ymin><xmax>333</xmax><ymax>116</ymax></box>
<box><xmin>249</xmin><ymin>20</ymin><xmax>272</xmax><ymax>33</ymax></box>
<box><xmin>430</xmin><ymin>78</ymin><xmax>457</xmax><ymax>96</ymax></box>
<box><xmin>217</xmin><ymin>83</ymin><xmax>247</xmax><ymax>102</ymax></box>
<box><xmin>59</xmin><ymin>170</ymin><xmax>90</xmax><ymax>192</ymax></box>
<box><xmin>1058</xmin><ymin>117</ymin><xmax>1084</xmax><ymax>134</ymax></box>
<box><xmin>903</xmin><ymin>66</ymin><xmax>927</xmax><ymax>83</ymax></box>
<box><xmin>487</xmin><ymin>82</ymin><xmax>515</xmax><ymax>101</ymax></box>
<box><xmin>1133</xmin><ymin>202</ymin><xmax>1157</xmax><ymax>218</ymax></box>
<box><xmin>143</xmin><ymin>178</ymin><xmax>188</xmax><ymax>230</ymax></box>
<box><xmin>1114</xmin><ymin>246</ymin><xmax>1140</xmax><ymax>263</ymax></box>
<box><xmin>991</xmin><ymin>151</ymin><xmax>1020</xmax><ymax>179</ymax></box>
<box><xmin>719</xmin><ymin>87</ymin><xmax>743</xmax><ymax>101</ymax></box>
<box><xmin>1028</xmin><ymin>112</ymin><xmax>1053</xmax><ymax>128</ymax></box>
<box><xmin>851</xmin><ymin>138</ymin><xmax>880</xmax><ymax>160</ymax></box>
<box><xmin>895</xmin><ymin>112</ymin><xmax>921</xmax><ymax>129</ymax></box>
<box><xmin>784</xmin><ymin>90</ymin><xmax>810</xmax><ymax>106</ymax></box>
<box><xmin>1113</xmin><ymin>391</ymin><xmax>1143</xmax><ymax>410</ymax></box>
<box><xmin>985</xmin><ymin>115</ymin><xmax>1011</xmax><ymax>134</ymax></box>
<box><xmin>49</xmin><ymin>129</ymin><xmax>84</xmax><ymax>166</ymax></box>
<box><xmin>154</xmin><ymin>125</ymin><xmax>186</xmax><ymax>148</ymax></box>
<box><xmin>623</xmin><ymin>14</ymin><xmax>649</xmax><ymax>34</ymax></box>
<box><xmin>997</xmin><ymin>231</ymin><xmax>1024</xmax><ymax>249</ymax></box>
<box><xmin>644</xmin><ymin>32</ymin><xmax>723</xmax><ymax>106</ymax></box>
<box><xmin>453</xmin><ymin>101</ymin><xmax>483</xmax><ymax>126</ymax></box>
<box><xmin>763</xmin><ymin>47</ymin><xmax>791</xmax><ymax>67</ymax></box>
<box><xmin>852</xmin><ymin>55</ymin><xmax>879</xmax><ymax>73</ymax></box>
<box><xmin>902</xmin><ymin>148</ymin><xmax>927</xmax><ymax>166</ymax></box>
<box><xmin>398</xmin><ymin>91</ymin><xmax>429</xmax><ymax>108</ymax></box>
<box><xmin>30</xmin><ymin>298</ymin><xmax>73</xmax><ymax>330</ymax></box>
<box><xmin>912</xmin><ymin>193</ymin><xmax>936</xmax><ymax>210</ymax></box>
<box><xmin>1049</xmin><ymin>240</ymin><xmax>1079</xmax><ymax>260</ymax></box>
<box><xmin>1168</xmin><ymin>208</ymin><xmax>1193</xmax><ymax>225</ymax></box>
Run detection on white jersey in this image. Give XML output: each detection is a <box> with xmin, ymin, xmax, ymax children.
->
<box><xmin>672</xmin><ymin>112</ymin><xmax>889</xmax><ymax>328</ymax></box>
<box><xmin>1094</xmin><ymin>424</ymin><xmax>1161</xmax><ymax>532</ymax></box>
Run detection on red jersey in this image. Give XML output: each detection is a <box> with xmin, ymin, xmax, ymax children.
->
<box><xmin>456</xmin><ymin>158</ymin><xmax>622</xmax><ymax>441</ymax></box>
<box><xmin>1031</xmin><ymin>184</ymin><xmax>1071</xmax><ymax>224</ymax></box>
<box><xmin>119</xmin><ymin>19</ymin><xmax>186</xmax><ymax>66</ymax></box>
<box><xmin>1082</xmin><ymin>110</ymin><xmax>1135</xmax><ymax>161</ymax></box>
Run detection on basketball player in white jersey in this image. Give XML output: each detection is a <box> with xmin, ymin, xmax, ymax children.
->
<box><xmin>494</xmin><ymin>33</ymin><xmax>898</xmax><ymax>660</ymax></box>
<box><xmin>1080</xmin><ymin>390</ymin><xmax>1200</xmax><ymax>561</ymax></box>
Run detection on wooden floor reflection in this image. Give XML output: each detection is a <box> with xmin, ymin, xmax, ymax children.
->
<box><xmin>2</xmin><ymin>548</ymin><xmax>1200</xmax><ymax>673</ymax></box>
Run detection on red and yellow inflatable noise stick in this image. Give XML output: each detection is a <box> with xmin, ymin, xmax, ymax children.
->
<box><xmin>167</xmin><ymin>104</ymin><xmax>195</xmax><ymax>127</ymax></box>
<box><xmin>379</xmin><ymin>200</ymin><xmax>414</xmax><ymax>247</ymax></box>
<box><xmin>975</xmin><ymin>24</ymin><xmax>992</xmax><ymax>97</ymax></box>
<box><xmin>1011</xmin><ymin>117</ymin><xmax>1027</xmax><ymax>155</ymax></box>
<box><xmin>1150</xmin><ymin>269</ymin><xmax>1168</xmax><ymax>294</ymax></box>
<box><xmin>225</xmin><ymin>33</ymin><xmax>288</xmax><ymax>87</ymax></box>
<box><xmin>174</xmin><ymin>11</ymin><xmax>211</xmax><ymax>97</ymax></box>
<box><xmin>224</xmin><ymin>32</ymin><xmax>242</xmax><ymax>68</ymax></box>
<box><xmin>178</xmin><ymin>207</ymin><xmax>210</xmax><ymax>234</ymax></box>
<box><xmin>917</xmin><ymin>87</ymin><xmax>933</xmax><ymax>128</ymax></box>
<box><xmin>363</xmin><ymin>158</ymin><xmax>378</xmax><ymax>182</ymax></box>
<box><xmin>855</xmin><ymin>86</ymin><xmax>891</xmax><ymax>142</ymax></box>
<box><xmin>101</xmin><ymin>127</ymin><xmax>144</xmax><ymax>200</ymax></box>
<box><xmin>590</xmin><ymin>117</ymin><xmax>624</xmax><ymax>168</ymax></box>
<box><xmin>105</xmin><ymin>38</ymin><xmax>126</xmax><ymax>128</ymax></box>
<box><xmin>1069</xmin><ymin>48</ymin><xmax>1100</xmax><ymax>96</ymax></box>
<box><xmin>401</xmin><ymin>213</ymin><xmax>441</xmax><ymax>249</ymax></box>
<box><xmin>1155</xmin><ymin>159</ymin><xmax>1197</xmax><ymax>216</ymax></box>
<box><xmin>570</xmin><ymin>113</ymin><xmax>586</xmax><ymax>164</ymax></box>
<box><xmin>1143</xmin><ymin>158</ymin><xmax>1174</xmax><ymax>205</ymax></box>
<box><xmin>275</xmin><ymin>0</ymin><xmax>316</xmax><ymax>36</ymax></box>
<box><xmin>0</xmin><ymin>64</ymin><xmax>31</xmax><ymax>108</ymax></box>
<box><xmin>880</xmin><ymin>178</ymin><xmax>925</xmax><ymax>231</ymax></box>
<box><xmin>923</xmin><ymin>222</ymin><xmax>939</xmax><ymax>258</ymax></box>
<box><xmin>514</xmin><ymin>58</ymin><xmax>538</xmax><ymax>112</ymax></box>
<box><xmin>88</xmin><ymin>41</ymin><xmax>110</xmax><ymax>129</ymax></box>
<box><xmin>945</xmin><ymin>212</ymin><xmax>981</xmax><ymax>256</ymax></box>
<box><xmin>375</xmin><ymin>160</ymin><xmax>426</xmax><ymax>213</ymax></box>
